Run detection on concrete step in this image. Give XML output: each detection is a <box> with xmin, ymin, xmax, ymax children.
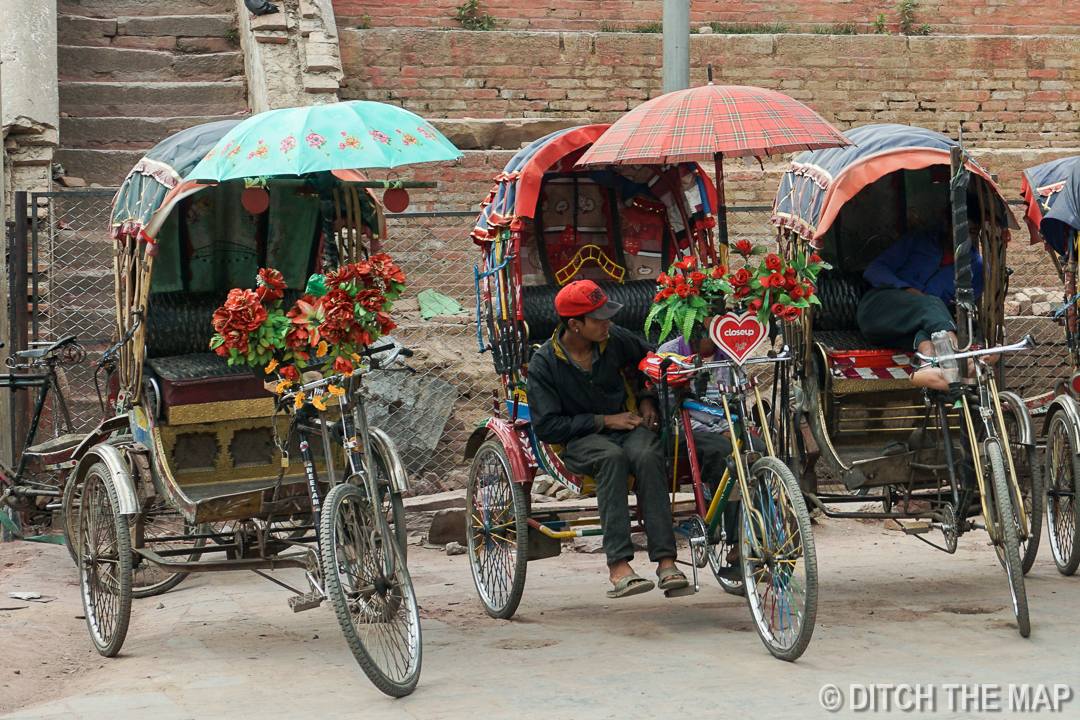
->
<box><xmin>60</xmin><ymin>81</ymin><xmax>247</xmax><ymax>118</ymax></box>
<box><xmin>59</xmin><ymin>46</ymin><xmax>243</xmax><ymax>82</ymax></box>
<box><xmin>58</xmin><ymin>0</ymin><xmax>233</xmax><ymax>18</ymax></box>
<box><xmin>59</xmin><ymin>13</ymin><xmax>235</xmax><ymax>46</ymax></box>
<box><xmin>54</xmin><ymin>148</ymin><xmax>148</xmax><ymax>186</ymax></box>
<box><xmin>61</xmin><ymin>115</ymin><xmax>244</xmax><ymax>150</ymax></box>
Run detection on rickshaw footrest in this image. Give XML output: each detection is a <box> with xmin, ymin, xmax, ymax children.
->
<box><xmin>900</xmin><ymin>522</ymin><xmax>932</xmax><ymax>535</ymax></box>
<box><xmin>288</xmin><ymin>592</ymin><xmax>324</xmax><ymax>612</ymax></box>
<box><xmin>663</xmin><ymin>585</ymin><xmax>696</xmax><ymax>598</ymax></box>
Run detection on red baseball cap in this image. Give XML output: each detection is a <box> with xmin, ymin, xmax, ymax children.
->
<box><xmin>554</xmin><ymin>280</ymin><xmax>623</xmax><ymax>320</ymax></box>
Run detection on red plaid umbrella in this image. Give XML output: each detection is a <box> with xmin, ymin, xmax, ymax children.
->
<box><xmin>576</xmin><ymin>83</ymin><xmax>851</xmax><ymax>253</ymax></box>
<box><xmin>576</xmin><ymin>84</ymin><xmax>850</xmax><ymax>165</ymax></box>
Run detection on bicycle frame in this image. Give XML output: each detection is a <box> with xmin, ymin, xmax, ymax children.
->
<box><xmin>664</xmin><ymin>350</ymin><xmax>791</xmax><ymax>557</ymax></box>
<box><xmin>0</xmin><ymin>366</ymin><xmax>73</xmax><ymax>495</ymax></box>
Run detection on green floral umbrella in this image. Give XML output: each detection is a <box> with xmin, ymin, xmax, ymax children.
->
<box><xmin>186</xmin><ymin>101</ymin><xmax>463</xmax><ymax>182</ymax></box>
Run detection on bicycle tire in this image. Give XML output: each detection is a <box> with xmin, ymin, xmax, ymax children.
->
<box><xmin>466</xmin><ymin>439</ymin><xmax>528</xmax><ymax>619</ymax></box>
<box><xmin>372</xmin><ymin>445</ymin><xmax>407</xmax><ymax>562</ymax></box>
<box><xmin>998</xmin><ymin>393</ymin><xmax>1044</xmax><ymax>575</ymax></box>
<box><xmin>741</xmin><ymin>456</ymin><xmax>818</xmax><ymax>661</ymax></box>
<box><xmin>131</xmin><ymin>499</ymin><xmax>204</xmax><ymax>599</ymax></box>
<box><xmin>986</xmin><ymin>441</ymin><xmax>1031</xmax><ymax>638</ymax></box>
<box><xmin>707</xmin><ymin>500</ymin><xmax>745</xmax><ymax>596</ymax></box>
<box><xmin>319</xmin><ymin>482</ymin><xmax>421</xmax><ymax>697</ymax></box>
<box><xmin>77</xmin><ymin>462</ymin><xmax>133</xmax><ymax>657</ymax></box>
<box><xmin>62</xmin><ymin>472</ymin><xmax>81</xmax><ymax>565</ymax></box>
<box><xmin>1044</xmin><ymin>411</ymin><xmax>1080</xmax><ymax>575</ymax></box>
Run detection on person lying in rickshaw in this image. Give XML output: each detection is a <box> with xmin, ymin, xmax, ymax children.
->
<box><xmin>527</xmin><ymin>280</ymin><xmax>690</xmax><ymax>598</ymax></box>
<box><xmin>657</xmin><ymin>330</ymin><xmax>765</xmax><ymax>580</ymax></box>
<box><xmin>856</xmin><ymin>207</ymin><xmax>986</xmax><ymax>391</ymax></box>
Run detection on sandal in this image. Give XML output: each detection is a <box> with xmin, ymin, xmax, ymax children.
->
<box><xmin>656</xmin><ymin>566</ymin><xmax>689</xmax><ymax>591</ymax></box>
<box><xmin>606</xmin><ymin>573</ymin><xmax>655</xmax><ymax>599</ymax></box>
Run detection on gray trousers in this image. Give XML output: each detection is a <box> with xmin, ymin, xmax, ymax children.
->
<box><xmin>561</xmin><ymin>426</ymin><xmax>676</xmax><ymax>566</ymax></box>
<box><xmin>681</xmin><ymin>429</ymin><xmax>767</xmax><ymax>496</ymax></box>
<box><xmin>857</xmin><ymin>286</ymin><xmax>956</xmax><ymax>350</ymax></box>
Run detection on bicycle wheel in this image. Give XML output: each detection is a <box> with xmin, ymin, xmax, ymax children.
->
<box><xmin>998</xmin><ymin>393</ymin><xmax>1044</xmax><ymax>574</ymax></box>
<box><xmin>372</xmin><ymin>445</ymin><xmax>407</xmax><ymax>561</ymax></box>
<box><xmin>741</xmin><ymin>456</ymin><xmax>818</xmax><ymax>662</ymax></box>
<box><xmin>131</xmin><ymin>499</ymin><xmax>204</xmax><ymax>599</ymax></box>
<box><xmin>319</xmin><ymin>482</ymin><xmax>421</xmax><ymax>697</ymax></box>
<box><xmin>77</xmin><ymin>463</ymin><xmax>133</xmax><ymax>657</ymax></box>
<box><xmin>466</xmin><ymin>439</ymin><xmax>528</xmax><ymax>619</ymax></box>
<box><xmin>1044</xmin><ymin>411</ymin><xmax>1080</xmax><ymax>575</ymax></box>
<box><xmin>985</xmin><ymin>440</ymin><xmax>1031</xmax><ymax>638</ymax></box>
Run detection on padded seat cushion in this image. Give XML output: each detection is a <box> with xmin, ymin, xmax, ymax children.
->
<box><xmin>816</xmin><ymin>331</ymin><xmax>913</xmax><ymax>381</ymax></box>
<box><xmin>812</xmin><ymin>272</ymin><xmax>871</xmax><ymax>333</ymax></box>
<box><xmin>522</xmin><ymin>279</ymin><xmax>658</xmax><ymax>343</ymax></box>
<box><xmin>146</xmin><ymin>353</ymin><xmax>270</xmax><ymax>409</ymax></box>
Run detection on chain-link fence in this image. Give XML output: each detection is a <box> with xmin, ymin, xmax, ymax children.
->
<box><xmin>8</xmin><ymin>193</ymin><xmax>1066</xmax><ymax>486</ymax></box>
<box><xmin>26</xmin><ymin>190</ymin><xmax>117</xmax><ymax>438</ymax></box>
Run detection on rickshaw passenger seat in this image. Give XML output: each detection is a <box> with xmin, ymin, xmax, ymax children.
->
<box><xmin>142</xmin><ymin>290</ymin><xmax>303</xmax><ymax>415</ymax></box>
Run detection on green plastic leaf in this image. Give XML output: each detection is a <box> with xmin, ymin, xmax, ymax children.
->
<box><xmin>660</xmin><ymin>307</ymin><xmax>675</xmax><ymax>341</ymax></box>
<box><xmin>757</xmin><ymin>306</ymin><xmax>771</xmax><ymax>325</ymax></box>
<box><xmin>305</xmin><ymin>273</ymin><xmax>329</xmax><ymax>298</ymax></box>
<box><xmin>778</xmin><ymin>293</ymin><xmax>791</xmax><ymax>304</ymax></box>
<box><xmin>809</xmin><ymin>295</ymin><xmax>822</xmax><ymax>306</ymax></box>
<box><xmin>689</xmin><ymin>294</ymin><xmax>707</xmax><ymax>308</ymax></box>
<box><xmin>644</xmin><ymin>302</ymin><xmax>662</xmax><ymax>335</ymax></box>
<box><xmin>751</xmin><ymin>245</ymin><xmax>767</xmax><ymax>255</ymax></box>
<box><xmin>681</xmin><ymin>309</ymin><xmax>697</xmax><ymax>342</ymax></box>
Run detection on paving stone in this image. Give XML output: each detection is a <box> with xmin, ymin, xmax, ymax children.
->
<box><xmin>57</xmin><ymin>15</ymin><xmax>118</xmax><ymax>45</ymax></box>
<box><xmin>303</xmin><ymin>74</ymin><xmax>340</xmax><ymax>93</ymax></box>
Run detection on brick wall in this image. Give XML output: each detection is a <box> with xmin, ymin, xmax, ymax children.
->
<box><xmin>341</xmin><ymin>31</ymin><xmax>1080</xmax><ymax>150</ymax></box>
<box><xmin>334</xmin><ymin>0</ymin><xmax>1080</xmax><ymax>35</ymax></box>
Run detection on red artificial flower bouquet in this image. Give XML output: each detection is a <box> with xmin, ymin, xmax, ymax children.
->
<box><xmin>209</xmin><ymin>254</ymin><xmax>407</xmax><ymax>407</ymax></box>
<box><xmin>645</xmin><ymin>241</ymin><xmax>830</xmax><ymax>342</ymax></box>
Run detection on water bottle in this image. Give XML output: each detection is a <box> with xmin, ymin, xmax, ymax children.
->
<box><xmin>931</xmin><ymin>330</ymin><xmax>959</xmax><ymax>385</ymax></box>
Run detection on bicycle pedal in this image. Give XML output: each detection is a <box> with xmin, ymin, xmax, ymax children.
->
<box><xmin>288</xmin><ymin>592</ymin><xmax>323</xmax><ymax>613</ymax></box>
<box><xmin>899</xmin><ymin>521</ymin><xmax>932</xmax><ymax>535</ymax></box>
<box><xmin>663</xmin><ymin>585</ymin><xmax>697</xmax><ymax>598</ymax></box>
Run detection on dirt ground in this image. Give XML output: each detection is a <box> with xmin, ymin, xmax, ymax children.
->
<box><xmin>2</xmin><ymin>515</ymin><xmax>1079</xmax><ymax>720</ymax></box>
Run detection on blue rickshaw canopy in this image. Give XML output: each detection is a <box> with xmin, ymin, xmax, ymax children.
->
<box><xmin>1021</xmin><ymin>155</ymin><xmax>1080</xmax><ymax>256</ymax></box>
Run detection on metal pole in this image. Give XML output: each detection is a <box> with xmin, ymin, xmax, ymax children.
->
<box><xmin>12</xmin><ymin>193</ymin><xmax>29</xmax><ymax>467</ymax></box>
<box><xmin>662</xmin><ymin>0</ymin><xmax>690</xmax><ymax>94</ymax></box>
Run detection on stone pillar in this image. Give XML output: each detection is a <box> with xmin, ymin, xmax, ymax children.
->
<box><xmin>237</xmin><ymin>0</ymin><xmax>344</xmax><ymax>112</ymax></box>
<box><xmin>1</xmin><ymin>0</ymin><xmax>59</xmax><ymax>190</ymax></box>
<box><xmin>1</xmin><ymin>0</ymin><xmax>57</xmax><ymax>466</ymax></box>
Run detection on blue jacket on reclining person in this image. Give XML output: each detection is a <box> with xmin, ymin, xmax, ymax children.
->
<box><xmin>863</xmin><ymin>229</ymin><xmax>984</xmax><ymax>304</ymax></box>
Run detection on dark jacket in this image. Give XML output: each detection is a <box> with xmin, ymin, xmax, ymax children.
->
<box><xmin>527</xmin><ymin>324</ymin><xmax>656</xmax><ymax>446</ymax></box>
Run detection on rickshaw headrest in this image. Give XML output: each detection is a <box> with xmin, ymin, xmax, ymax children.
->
<box><xmin>145</xmin><ymin>289</ymin><xmax>304</xmax><ymax>359</ymax></box>
<box><xmin>812</xmin><ymin>272</ymin><xmax>871</xmax><ymax>333</ymax></box>
<box><xmin>521</xmin><ymin>280</ymin><xmax>660</xmax><ymax>345</ymax></box>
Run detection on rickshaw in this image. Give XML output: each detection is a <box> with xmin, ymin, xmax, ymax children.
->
<box><xmin>774</xmin><ymin>123</ymin><xmax>1039</xmax><ymax>636</ymax></box>
<box><xmin>1019</xmin><ymin>155</ymin><xmax>1080</xmax><ymax>576</ymax></box>
<box><xmin>64</xmin><ymin>117</ymin><xmax>426</xmax><ymax>697</ymax></box>
<box><xmin>464</xmin><ymin>125</ymin><xmax>819</xmax><ymax>661</ymax></box>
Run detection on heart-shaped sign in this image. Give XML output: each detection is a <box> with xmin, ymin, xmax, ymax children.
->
<box><xmin>709</xmin><ymin>311</ymin><xmax>767</xmax><ymax>365</ymax></box>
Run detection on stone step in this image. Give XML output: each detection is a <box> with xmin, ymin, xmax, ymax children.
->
<box><xmin>54</xmin><ymin>148</ymin><xmax>149</xmax><ymax>186</ymax></box>
<box><xmin>58</xmin><ymin>0</ymin><xmax>233</xmax><ymax>18</ymax></box>
<box><xmin>59</xmin><ymin>46</ymin><xmax>243</xmax><ymax>83</ymax></box>
<box><xmin>60</xmin><ymin>81</ymin><xmax>247</xmax><ymax>118</ymax></box>
<box><xmin>59</xmin><ymin>13</ymin><xmax>235</xmax><ymax>46</ymax></box>
<box><xmin>61</xmin><ymin>115</ymin><xmax>244</xmax><ymax>150</ymax></box>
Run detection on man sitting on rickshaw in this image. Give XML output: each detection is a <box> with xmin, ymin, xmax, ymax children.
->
<box><xmin>527</xmin><ymin>280</ymin><xmax>690</xmax><ymax>598</ymax></box>
<box><xmin>857</xmin><ymin>207</ymin><xmax>985</xmax><ymax>391</ymax></box>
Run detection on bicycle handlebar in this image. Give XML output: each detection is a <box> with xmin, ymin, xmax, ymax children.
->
<box><xmin>96</xmin><ymin>310</ymin><xmax>142</xmax><ymax>367</ymax></box>
<box><xmin>913</xmin><ymin>334</ymin><xmax>1034</xmax><ymax>367</ymax></box>
<box><xmin>662</xmin><ymin>345</ymin><xmax>792</xmax><ymax>372</ymax></box>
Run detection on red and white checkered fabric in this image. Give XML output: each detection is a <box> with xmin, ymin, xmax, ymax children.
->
<box><xmin>826</xmin><ymin>348</ymin><xmax>914</xmax><ymax>381</ymax></box>
<box><xmin>577</xmin><ymin>85</ymin><xmax>852</xmax><ymax>166</ymax></box>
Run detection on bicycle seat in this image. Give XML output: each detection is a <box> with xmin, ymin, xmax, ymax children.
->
<box><xmin>15</xmin><ymin>335</ymin><xmax>78</xmax><ymax>359</ymax></box>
